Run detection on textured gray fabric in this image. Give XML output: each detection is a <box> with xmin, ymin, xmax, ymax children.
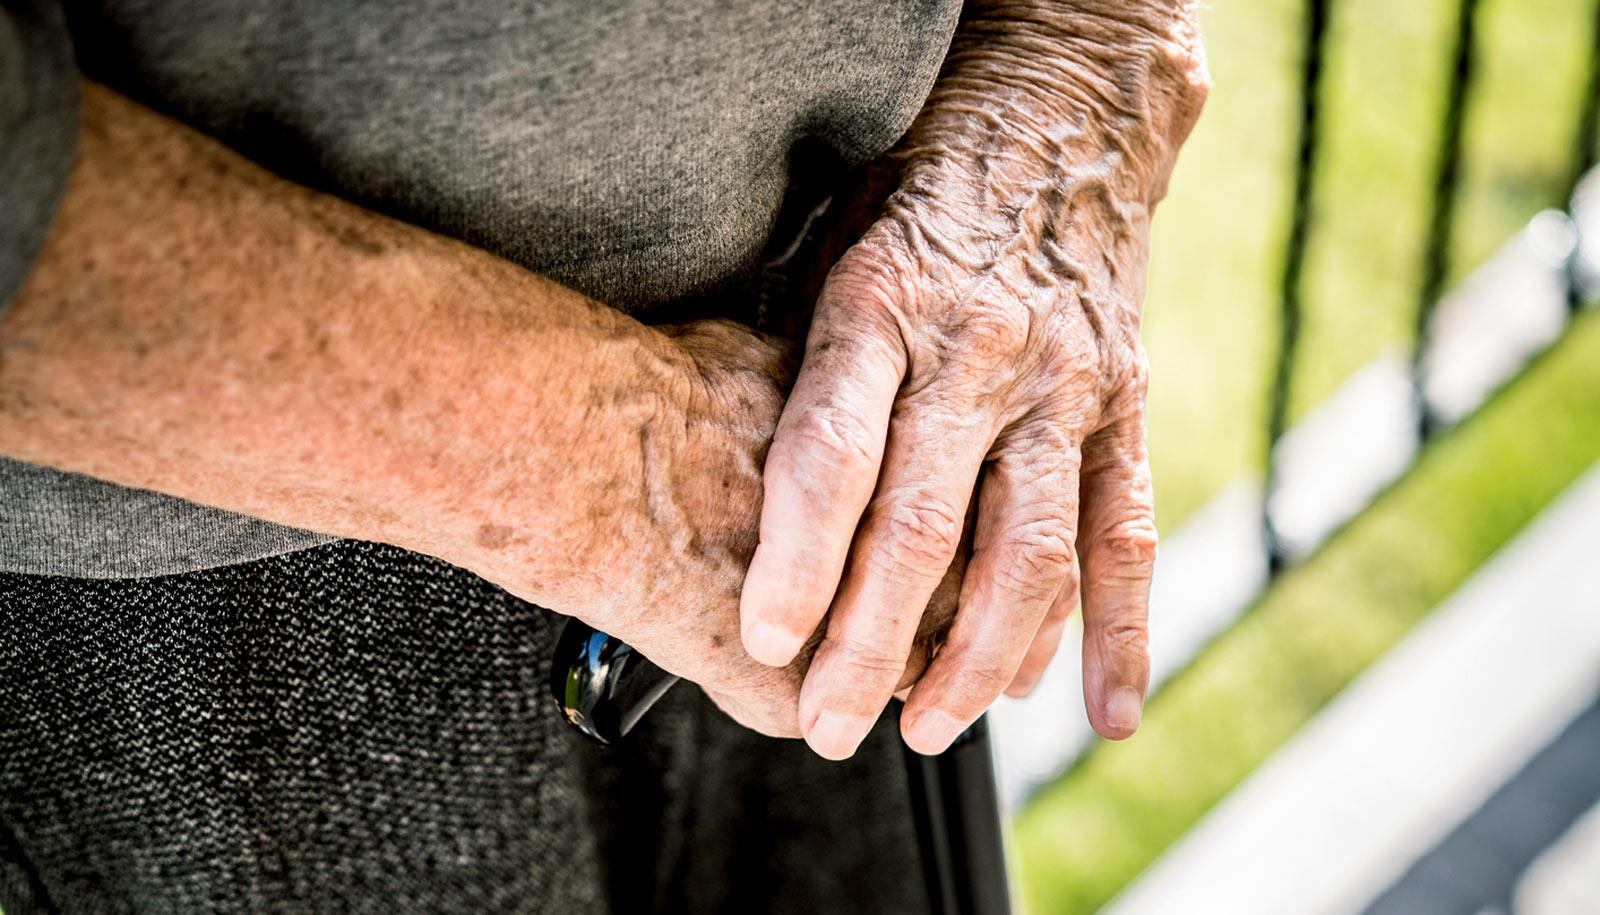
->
<box><xmin>0</xmin><ymin>0</ymin><xmax>962</xmax><ymax>577</ymax></box>
<box><xmin>0</xmin><ymin>460</ymin><xmax>338</xmax><ymax>579</ymax></box>
<box><xmin>0</xmin><ymin>1</ymin><xmax>78</xmax><ymax>311</ymax></box>
<box><xmin>0</xmin><ymin>539</ymin><xmax>930</xmax><ymax>913</ymax></box>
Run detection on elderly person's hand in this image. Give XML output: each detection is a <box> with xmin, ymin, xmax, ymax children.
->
<box><xmin>535</xmin><ymin>319</ymin><xmax>974</xmax><ymax>739</ymax></box>
<box><xmin>739</xmin><ymin>0</ymin><xmax>1209</xmax><ymax>758</ymax></box>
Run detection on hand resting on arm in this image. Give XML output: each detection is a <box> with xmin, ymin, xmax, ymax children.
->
<box><xmin>0</xmin><ymin>83</ymin><xmax>964</xmax><ymax>738</ymax></box>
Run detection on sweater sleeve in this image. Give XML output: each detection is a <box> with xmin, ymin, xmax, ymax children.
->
<box><xmin>1</xmin><ymin>0</ymin><xmax>78</xmax><ymax>317</ymax></box>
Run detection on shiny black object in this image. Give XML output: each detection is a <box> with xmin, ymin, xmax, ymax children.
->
<box><xmin>549</xmin><ymin>620</ymin><xmax>680</xmax><ymax>745</ymax></box>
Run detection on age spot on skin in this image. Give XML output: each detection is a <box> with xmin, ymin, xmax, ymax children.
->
<box><xmin>475</xmin><ymin>523</ymin><xmax>518</xmax><ymax>550</ymax></box>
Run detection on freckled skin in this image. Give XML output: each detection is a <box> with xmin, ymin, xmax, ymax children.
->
<box><xmin>0</xmin><ymin>82</ymin><xmax>953</xmax><ymax>741</ymax></box>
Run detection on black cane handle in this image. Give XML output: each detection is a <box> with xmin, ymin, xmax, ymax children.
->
<box><xmin>549</xmin><ymin>619</ymin><xmax>681</xmax><ymax>745</ymax></box>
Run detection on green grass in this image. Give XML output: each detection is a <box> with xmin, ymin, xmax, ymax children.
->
<box><xmin>1141</xmin><ymin>0</ymin><xmax>1595</xmax><ymax>527</ymax></box>
<box><xmin>1013</xmin><ymin>307</ymin><xmax>1600</xmax><ymax>914</ymax></box>
<box><xmin>1451</xmin><ymin>0</ymin><xmax>1596</xmax><ymax>281</ymax></box>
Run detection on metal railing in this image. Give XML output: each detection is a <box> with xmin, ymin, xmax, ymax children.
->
<box><xmin>1262</xmin><ymin>0</ymin><xmax>1600</xmax><ymax>572</ymax></box>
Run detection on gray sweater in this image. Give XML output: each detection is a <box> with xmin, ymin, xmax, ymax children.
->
<box><xmin>0</xmin><ymin>0</ymin><xmax>961</xmax><ymax>578</ymax></box>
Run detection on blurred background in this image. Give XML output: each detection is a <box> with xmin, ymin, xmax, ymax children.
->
<box><xmin>988</xmin><ymin>0</ymin><xmax>1600</xmax><ymax>912</ymax></box>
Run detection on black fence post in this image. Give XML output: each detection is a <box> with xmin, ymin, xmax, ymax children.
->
<box><xmin>1411</xmin><ymin>0</ymin><xmax>1481</xmax><ymax>441</ymax></box>
<box><xmin>1264</xmin><ymin>0</ymin><xmax>1332</xmax><ymax>573</ymax></box>
<box><xmin>1563</xmin><ymin>0</ymin><xmax>1600</xmax><ymax>311</ymax></box>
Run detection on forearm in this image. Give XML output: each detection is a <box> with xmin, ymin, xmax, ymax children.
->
<box><xmin>0</xmin><ymin>82</ymin><xmax>691</xmax><ymax>612</ymax></box>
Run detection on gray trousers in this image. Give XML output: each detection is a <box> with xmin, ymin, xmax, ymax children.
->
<box><xmin>0</xmin><ymin>539</ymin><xmax>926</xmax><ymax>913</ymax></box>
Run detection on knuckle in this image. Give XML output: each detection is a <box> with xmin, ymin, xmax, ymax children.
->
<box><xmin>826</xmin><ymin>636</ymin><xmax>910</xmax><ymax>678</ymax></box>
<box><xmin>829</xmin><ymin>229</ymin><xmax>914</xmax><ymax>298</ymax></box>
<box><xmin>1028</xmin><ymin>349</ymin><xmax>1101</xmax><ymax>430</ymax></box>
<box><xmin>944</xmin><ymin>651</ymin><xmax>1015</xmax><ymax>705</ymax></box>
<box><xmin>934</xmin><ymin>636</ymin><xmax>1017</xmax><ymax>707</ymax></box>
<box><xmin>1052</xmin><ymin>330</ymin><xmax>1103</xmax><ymax>378</ymax></box>
<box><xmin>946</xmin><ymin>302</ymin><xmax>1033</xmax><ymax>365</ymax></box>
<box><xmin>874</xmin><ymin>489</ymin><xmax>965</xmax><ymax>574</ymax></box>
<box><xmin>1097</xmin><ymin>620</ymin><xmax>1151</xmax><ymax>657</ymax></box>
<box><xmin>1122</xmin><ymin>349</ymin><xmax>1152</xmax><ymax>404</ymax></box>
<box><xmin>1097</xmin><ymin>519</ymin><xmax>1159</xmax><ymax>570</ymax></box>
<box><xmin>781</xmin><ymin>405</ymin><xmax>879</xmax><ymax>477</ymax></box>
<box><xmin>1118</xmin><ymin>349</ymin><xmax>1151</xmax><ymax>400</ymax></box>
<box><xmin>1096</xmin><ymin>348</ymin><xmax>1150</xmax><ymax>423</ymax></box>
<box><xmin>992</xmin><ymin>523</ymin><xmax>1078</xmax><ymax>599</ymax></box>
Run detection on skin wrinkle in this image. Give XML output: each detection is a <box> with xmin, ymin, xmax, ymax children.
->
<box><xmin>740</xmin><ymin>0</ymin><xmax>1207</xmax><ymax>758</ymax></box>
<box><xmin>883</xmin><ymin>147</ymin><xmax>1124</xmax><ymax>385</ymax></box>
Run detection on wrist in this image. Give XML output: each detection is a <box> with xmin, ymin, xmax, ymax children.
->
<box><xmin>908</xmin><ymin>0</ymin><xmax>1207</xmax><ymax>198</ymax></box>
<box><xmin>369</xmin><ymin>256</ymin><xmax>705</xmax><ymax>616</ymax></box>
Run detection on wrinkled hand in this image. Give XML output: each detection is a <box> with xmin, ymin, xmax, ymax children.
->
<box><xmin>466</xmin><ymin>320</ymin><xmax>967</xmax><ymax>738</ymax></box>
<box><xmin>739</xmin><ymin>0</ymin><xmax>1209</xmax><ymax>758</ymax></box>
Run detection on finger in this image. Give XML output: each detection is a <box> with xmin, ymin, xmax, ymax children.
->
<box><xmin>1005</xmin><ymin>572</ymin><xmax>1080</xmax><ymax>698</ymax></box>
<box><xmin>900</xmin><ymin>442</ymin><xmax>1081</xmax><ymax>755</ymax></box>
<box><xmin>739</xmin><ymin>294</ymin><xmax>906</xmax><ymax>668</ymax></box>
<box><xmin>894</xmin><ymin>530</ymin><xmax>971</xmax><ymax>694</ymax></box>
<box><xmin>797</xmin><ymin>385</ymin><xmax>992</xmax><ymax>760</ymax></box>
<box><xmin>1078</xmin><ymin>411</ymin><xmax>1158</xmax><ymax>741</ymax></box>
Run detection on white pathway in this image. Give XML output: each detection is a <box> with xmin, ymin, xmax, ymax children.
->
<box><xmin>1101</xmin><ymin>461</ymin><xmax>1600</xmax><ymax>915</ymax></box>
<box><xmin>1516</xmin><ymin>799</ymin><xmax>1600</xmax><ymax>915</ymax></box>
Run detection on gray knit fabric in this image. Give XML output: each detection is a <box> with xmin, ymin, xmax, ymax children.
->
<box><xmin>0</xmin><ymin>1</ymin><xmax>77</xmax><ymax>334</ymax></box>
<box><xmin>0</xmin><ymin>0</ymin><xmax>961</xmax><ymax>578</ymax></box>
<box><xmin>0</xmin><ymin>539</ymin><xmax>930</xmax><ymax>913</ymax></box>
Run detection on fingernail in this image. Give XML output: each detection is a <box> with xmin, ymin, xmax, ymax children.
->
<box><xmin>806</xmin><ymin>711</ymin><xmax>873</xmax><ymax>761</ymax></box>
<box><xmin>743</xmin><ymin>619</ymin><xmax>804</xmax><ymax>667</ymax></box>
<box><xmin>903</xmin><ymin>710</ymin><xmax>965</xmax><ymax>755</ymax></box>
<box><xmin>1004</xmin><ymin>676</ymin><xmax>1038</xmax><ymax>699</ymax></box>
<box><xmin>1105</xmin><ymin>686</ymin><xmax>1144</xmax><ymax>736</ymax></box>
